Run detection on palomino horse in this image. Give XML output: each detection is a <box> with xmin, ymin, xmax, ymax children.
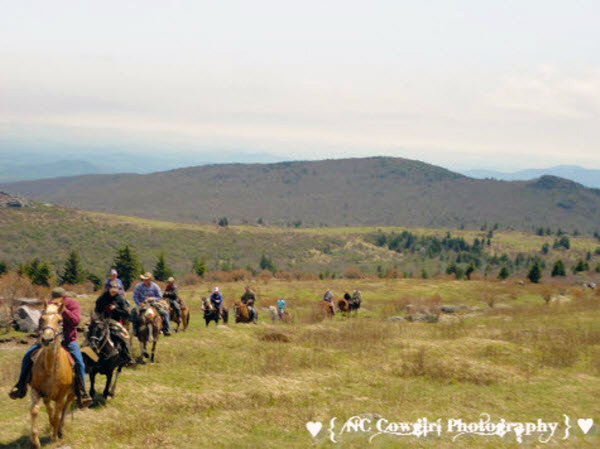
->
<box><xmin>201</xmin><ymin>297</ymin><xmax>228</xmax><ymax>326</ymax></box>
<box><xmin>168</xmin><ymin>297</ymin><xmax>190</xmax><ymax>332</ymax></box>
<box><xmin>29</xmin><ymin>301</ymin><xmax>75</xmax><ymax>449</ymax></box>
<box><xmin>233</xmin><ymin>302</ymin><xmax>256</xmax><ymax>323</ymax></box>
<box><xmin>137</xmin><ymin>301</ymin><xmax>162</xmax><ymax>363</ymax></box>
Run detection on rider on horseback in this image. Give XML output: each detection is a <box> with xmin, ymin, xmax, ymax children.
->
<box><xmin>164</xmin><ymin>277</ymin><xmax>182</xmax><ymax>321</ymax></box>
<box><xmin>131</xmin><ymin>272</ymin><xmax>171</xmax><ymax>336</ymax></box>
<box><xmin>8</xmin><ymin>288</ymin><xmax>93</xmax><ymax>408</ymax></box>
<box><xmin>240</xmin><ymin>286</ymin><xmax>257</xmax><ymax>323</ymax></box>
<box><xmin>89</xmin><ymin>281</ymin><xmax>135</xmax><ymax>367</ymax></box>
<box><xmin>210</xmin><ymin>287</ymin><xmax>223</xmax><ymax>312</ymax></box>
<box><xmin>323</xmin><ymin>288</ymin><xmax>334</xmax><ymax>304</ymax></box>
<box><xmin>277</xmin><ymin>298</ymin><xmax>286</xmax><ymax>319</ymax></box>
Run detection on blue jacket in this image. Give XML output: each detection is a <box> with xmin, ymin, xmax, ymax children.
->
<box><xmin>210</xmin><ymin>292</ymin><xmax>223</xmax><ymax>307</ymax></box>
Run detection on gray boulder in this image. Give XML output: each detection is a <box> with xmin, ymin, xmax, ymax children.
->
<box><xmin>13</xmin><ymin>305</ymin><xmax>41</xmax><ymax>333</ymax></box>
<box><xmin>438</xmin><ymin>305</ymin><xmax>463</xmax><ymax>314</ymax></box>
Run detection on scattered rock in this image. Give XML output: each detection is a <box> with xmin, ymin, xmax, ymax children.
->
<box><xmin>12</xmin><ymin>298</ymin><xmax>42</xmax><ymax>306</ymax></box>
<box><xmin>13</xmin><ymin>306</ymin><xmax>41</xmax><ymax>333</ymax></box>
<box><xmin>385</xmin><ymin>316</ymin><xmax>404</xmax><ymax>322</ymax></box>
<box><xmin>550</xmin><ymin>295</ymin><xmax>572</xmax><ymax>304</ymax></box>
<box><xmin>437</xmin><ymin>305</ymin><xmax>465</xmax><ymax>314</ymax></box>
<box><xmin>0</xmin><ymin>192</ymin><xmax>31</xmax><ymax>208</ymax></box>
<box><xmin>405</xmin><ymin>313</ymin><xmax>438</xmax><ymax>323</ymax></box>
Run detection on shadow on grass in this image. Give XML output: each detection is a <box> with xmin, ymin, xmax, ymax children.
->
<box><xmin>0</xmin><ymin>435</ymin><xmax>51</xmax><ymax>449</ymax></box>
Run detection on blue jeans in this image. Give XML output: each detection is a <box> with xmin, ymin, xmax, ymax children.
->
<box><xmin>19</xmin><ymin>342</ymin><xmax>86</xmax><ymax>387</ymax></box>
<box><xmin>161</xmin><ymin>310</ymin><xmax>170</xmax><ymax>331</ymax></box>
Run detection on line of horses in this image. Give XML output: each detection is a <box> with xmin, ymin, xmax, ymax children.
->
<box><xmin>24</xmin><ymin>292</ymin><xmax>360</xmax><ymax>448</ymax></box>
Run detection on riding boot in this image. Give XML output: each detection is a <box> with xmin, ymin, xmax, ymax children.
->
<box><xmin>8</xmin><ymin>367</ymin><xmax>31</xmax><ymax>399</ymax></box>
<box><xmin>119</xmin><ymin>341</ymin><xmax>136</xmax><ymax>367</ymax></box>
<box><xmin>74</xmin><ymin>369</ymin><xmax>93</xmax><ymax>408</ymax></box>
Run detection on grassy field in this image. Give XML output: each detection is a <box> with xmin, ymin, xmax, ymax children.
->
<box><xmin>1</xmin><ymin>278</ymin><xmax>599</xmax><ymax>448</ymax></box>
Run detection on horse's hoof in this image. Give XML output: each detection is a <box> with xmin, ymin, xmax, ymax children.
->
<box><xmin>143</xmin><ymin>352</ymin><xmax>149</xmax><ymax>358</ymax></box>
<box><xmin>58</xmin><ymin>430</ymin><xmax>63</xmax><ymax>439</ymax></box>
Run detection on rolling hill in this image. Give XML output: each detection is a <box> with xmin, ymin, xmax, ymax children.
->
<box><xmin>2</xmin><ymin>157</ymin><xmax>600</xmax><ymax>233</ymax></box>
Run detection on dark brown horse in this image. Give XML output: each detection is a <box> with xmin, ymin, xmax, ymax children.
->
<box><xmin>201</xmin><ymin>297</ymin><xmax>228</xmax><ymax>326</ymax></box>
<box><xmin>169</xmin><ymin>297</ymin><xmax>190</xmax><ymax>332</ymax></box>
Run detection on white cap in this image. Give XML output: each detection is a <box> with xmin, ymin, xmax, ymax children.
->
<box><xmin>214</xmin><ymin>287</ymin><xmax>219</xmax><ymax>292</ymax></box>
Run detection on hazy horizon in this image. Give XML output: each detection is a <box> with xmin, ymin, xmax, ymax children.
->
<box><xmin>2</xmin><ymin>1</ymin><xmax>599</xmax><ymax>172</ymax></box>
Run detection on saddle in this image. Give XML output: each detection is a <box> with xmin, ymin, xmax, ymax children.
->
<box><xmin>31</xmin><ymin>346</ymin><xmax>75</xmax><ymax>367</ymax></box>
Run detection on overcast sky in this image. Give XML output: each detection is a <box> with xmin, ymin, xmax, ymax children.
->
<box><xmin>1</xmin><ymin>0</ymin><xmax>599</xmax><ymax>170</ymax></box>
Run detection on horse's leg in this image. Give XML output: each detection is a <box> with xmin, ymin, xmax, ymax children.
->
<box><xmin>109</xmin><ymin>366</ymin><xmax>121</xmax><ymax>397</ymax></box>
<box><xmin>51</xmin><ymin>397</ymin><xmax>65</xmax><ymax>441</ymax></box>
<box><xmin>89</xmin><ymin>369</ymin><xmax>96</xmax><ymax>398</ymax></box>
<box><xmin>103</xmin><ymin>369</ymin><xmax>113</xmax><ymax>398</ymax></box>
<box><xmin>150</xmin><ymin>333</ymin><xmax>157</xmax><ymax>363</ymax></box>
<box><xmin>58</xmin><ymin>395</ymin><xmax>74</xmax><ymax>439</ymax></box>
<box><xmin>30</xmin><ymin>390</ymin><xmax>42</xmax><ymax>449</ymax></box>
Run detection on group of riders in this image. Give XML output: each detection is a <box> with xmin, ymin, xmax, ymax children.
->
<box><xmin>323</xmin><ymin>287</ymin><xmax>362</xmax><ymax>313</ymax></box>
<box><xmin>7</xmin><ymin>269</ymin><xmax>359</xmax><ymax>408</ymax></box>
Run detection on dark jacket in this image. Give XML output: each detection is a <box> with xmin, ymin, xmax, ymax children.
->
<box><xmin>240</xmin><ymin>290</ymin><xmax>256</xmax><ymax>305</ymax></box>
<box><xmin>95</xmin><ymin>291</ymin><xmax>130</xmax><ymax>323</ymax></box>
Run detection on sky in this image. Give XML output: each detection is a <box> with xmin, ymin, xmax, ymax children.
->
<box><xmin>1</xmin><ymin>0</ymin><xmax>599</xmax><ymax>171</ymax></box>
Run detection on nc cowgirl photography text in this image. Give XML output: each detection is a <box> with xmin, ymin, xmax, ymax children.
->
<box><xmin>306</xmin><ymin>414</ymin><xmax>595</xmax><ymax>444</ymax></box>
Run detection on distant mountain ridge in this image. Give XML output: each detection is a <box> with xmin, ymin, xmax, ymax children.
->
<box><xmin>462</xmin><ymin>165</ymin><xmax>600</xmax><ymax>189</ymax></box>
<box><xmin>2</xmin><ymin>157</ymin><xmax>600</xmax><ymax>233</ymax></box>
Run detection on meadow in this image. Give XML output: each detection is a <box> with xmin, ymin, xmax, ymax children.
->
<box><xmin>1</xmin><ymin>278</ymin><xmax>599</xmax><ymax>448</ymax></box>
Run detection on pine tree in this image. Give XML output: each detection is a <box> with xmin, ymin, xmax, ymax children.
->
<box><xmin>465</xmin><ymin>263</ymin><xmax>475</xmax><ymax>280</ymax></box>
<box><xmin>498</xmin><ymin>266</ymin><xmax>510</xmax><ymax>280</ymax></box>
<box><xmin>153</xmin><ymin>252</ymin><xmax>173</xmax><ymax>281</ymax></box>
<box><xmin>192</xmin><ymin>257</ymin><xmax>207</xmax><ymax>276</ymax></box>
<box><xmin>0</xmin><ymin>261</ymin><xmax>7</xmax><ymax>277</ymax></box>
<box><xmin>20</xmin><ymin>258</ymin><xmax>53</xmax><ymax>286</ymax></box>
<box><xmin>59</xmin><ymin>250</ymin><xmax>84</xmax><ymax>285</ymax></box>
<box><xmin>527</xmin><ymin>262</ymin><xmax>542</xmax><ymax>283</ymax></box>
<box><xmin>551</xmin><ymin>260</ymin><xmax>566</xmax><ymax>277</ymax></box>
<box><xmin>113</xmin><ymin>245</ymin><xmax>140</xmax><ymax>291</ymax></box>
<box><xmin>259</xmin><ymin>254</ymin><xmax>276</xmax><ymax>273</ymax></box>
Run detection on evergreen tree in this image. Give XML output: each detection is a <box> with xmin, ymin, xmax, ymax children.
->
<box><xmin>113</xmin><ymin>245</ymin><xmax>140</xmax><ymax>291</ymax></box>
<box><xmin>527</xmin><ymin>262</ymin><xmax>542</xmax><ymax>283</ymax></box>
<box><xmin>573</xmin><ymin>259</ymin><xmax>589</xmax><ymax>273</ymax></box>
<box><xmin>465</xmin><ymin>263</ymin><xmax>476</xmax><ymax>280</ymax></box>
<box><xmin>498</xmin><ymin>266</ymin><xmax>510</xmax><ymax>280</ymax></box>
<box><xmin>192</xmin><ymin>257</ymin><xmax>207</xmax><ymax>277</ymax></box>
<box><xmin>259</xmin><ymin>254</ymin><xmax>276</xmax><ymax>273</ymax></box>
<box><xmin>20</xmin><ymin>258</ymin><xmax>53</xmax><ymax>286</ymax></box>
<box><xmin>152</xmin><ymin>252</ymin><xmax>173</xmax><ymax>281</ymax></box>
<box><xmin>551</xmin><ymin>260</ymin><xmax>566</xmax><ymax>277</ymax></box>
<box><xmin>59</xmin><ymin>250</ymin><xmax>84</xmax><ymax>285</ymax></box>
<box><xmin>218</xmin><ymin>217</ymin><xmax>229</xmax><ymax>227</ymax></box>
<box><xmin>0</xmin><ymin>261</ymin><xmax>7</xmax><ymax>277</ymax></box>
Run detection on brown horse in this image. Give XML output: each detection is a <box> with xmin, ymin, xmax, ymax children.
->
<box><xmin>234</xmin><ymin>302</ymin><xmax>256</xmax><ymax>323</ymax></box>
<box><xmin>137</xmin><ymin>302</ymin><xmax>161</xmax><ymax>363</ymax></box>
<box><xmin>323</xmin><ymin>301</ymin><xmax>335</xmax><ymax>317</ymax></box>
<box><xmin>29</xmin><ymin>301</ymin><xmax>76</xmax><ymax>449</ymax></box>
<box><xmin>169</xmin><ymin>297</ymin><xmax>190</xmax><ymax>332</ymax></box>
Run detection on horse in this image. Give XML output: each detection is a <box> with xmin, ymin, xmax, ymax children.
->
<box><xmin>137</xmin><ymin>301</ymin><xmax>162</xmax><ymax>363</ymax></box>
<box><xmin>233</xmin><ymin>302</ymin><xmax>256</xmax><ymax>323</ymax></box>
<box><xmin>201</xmin><ymin>297</ymin><xmax>228</xmax><ymax>326</ymax></box>
<box><xmin>267</xmin><ymin>306</ymin><xmax>292</xmax><ymax>323</ymax></box>
<box><xmin>29</xmin><ymin>301</ymin><xmax>76</xmax><ymax>449</ymax></box>
<box><xmin>83</xmin><ymin>316</ymin><xmax>130</xmax><ymax>400</ymax></box>
<box><xmin>323</xmin><ymin>301</ymin><xmax>335</xmax><ymax>317</ymax></box>
<box><xmin>168</xmin><ymin>296</ymin><xmax>190</xmax><ymax>332</ymax></box>
<box><xmin>338</xmin><ymin>297</ymin><xmax>360</xmax><ymax>315</ymax></box>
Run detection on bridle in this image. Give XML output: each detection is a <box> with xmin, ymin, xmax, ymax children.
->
<box><xmin>39</xmin><ymin>310</ymin><xmax>63</xmax><ymax>342</ymax></box>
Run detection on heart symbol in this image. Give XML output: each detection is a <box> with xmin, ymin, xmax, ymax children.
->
<box><xmin>578</xmin><ymin>418</ymin><xmax>594</xmax><ymax>434</ymax></box>
<box><xmin>306</xmin><ymin>421</ymin><xmax>323</xmax><ymax>437</ymax></box>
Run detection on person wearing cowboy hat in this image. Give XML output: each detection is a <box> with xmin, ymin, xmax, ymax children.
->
<box><xmin>131</xmin><ymin>272</ymin><xmax>171</xmax><ymax>336</ymax></box>
<box><xmin>9</xmin><ymin>287</ymin><xmax>93</xmax><ymax>408</ymax></box>
<box><xmin>240</xmin><ymin>285</ymin><xmax>257</xmax><ymax>323</ymax></box>
<box><xmin>164</xmin><ymin>276</ymin><xmax>182</xmax><ymax>321</ymax></box>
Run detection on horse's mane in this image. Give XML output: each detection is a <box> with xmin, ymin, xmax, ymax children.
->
<box><xmin>45</xmin><ymin>304</ymin><xmax>60</xmax><ymax>315</ymax></box>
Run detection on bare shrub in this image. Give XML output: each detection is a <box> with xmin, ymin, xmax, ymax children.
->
<box><xmin>181</xmin><ymin>273</ymin><xmax>203</xmax><ymax>286</ymax></box>
<box><xmin>230</xmin><ymin>269</ymin><xmax>252</xmax><ymax>282</ymax></box>
<box><xmin>0</xmin><ymin>272</ymin><xmax>49</xmax><ymax>300</ymax></box>
<box><xmin>60</xmin><ymin>281</ymin><xmax>96</xmax><ymax>295</ymax></box>
<box><xmin>299</xmin><ymin>272</ymin><xmax>318</xmax><ymax>281</ymax></box>
<box><xmin>257</xmin><ymin>270</ymin><xmax>272</xmax><ymax>284</ymax></box>
<box><xmin>384</xmin><ymin>269</ymin><xmax>403</xmax><ymax>279</ymax></box>
<box><xmin>343</xmin><ymin>267</ymin><xmax>364</xmax><ymax>279</ymax></box>
<box><xmin>275</xmin><ymin>271</ymin><xmax>293</xmax><ymax>281</ymax></box>
<box><xmin>204</xmin><ymin>271</ymin><xmax>234</xmax><ymax>283</ymax></box>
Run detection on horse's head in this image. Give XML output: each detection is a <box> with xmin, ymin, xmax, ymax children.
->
<box><xmin>39</xmin><ymin>300</ymin><xmax>64</xmax><ymax>346</ymax></box>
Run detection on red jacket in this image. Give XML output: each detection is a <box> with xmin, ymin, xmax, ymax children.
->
<box><xmin>53</xmin><ymin>295</ymin><xmax>80</xmax><ymax>344</ymax></box>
